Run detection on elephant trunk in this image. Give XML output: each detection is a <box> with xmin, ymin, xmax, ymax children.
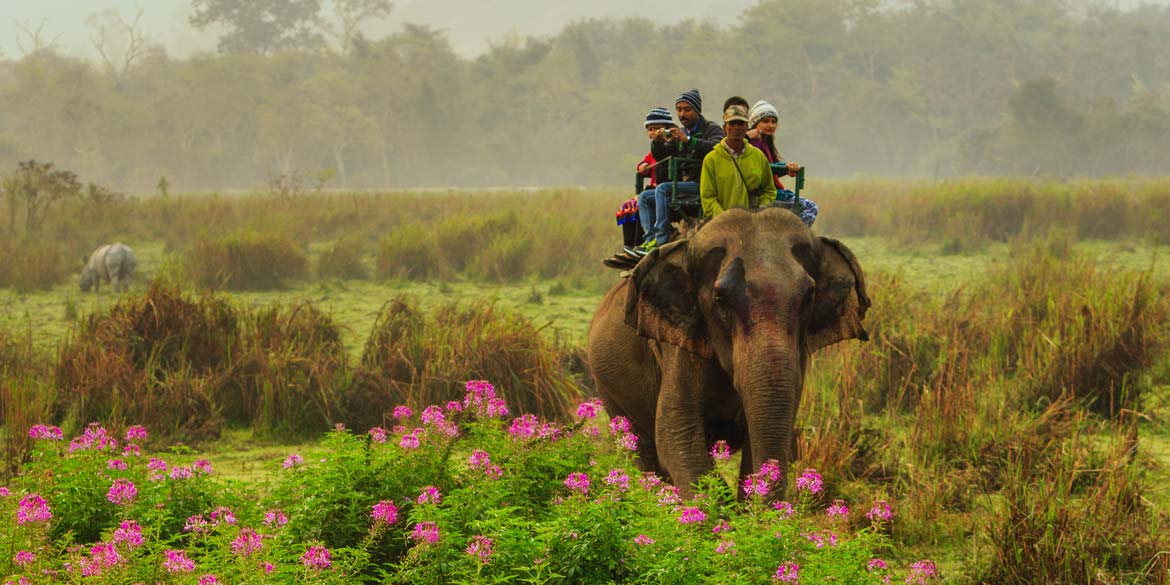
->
<box><xmin>735</xmin><ymin>342</ymin><xmax>803</xmax><ymax>497</ymax></box>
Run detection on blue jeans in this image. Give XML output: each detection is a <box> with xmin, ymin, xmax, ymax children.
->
<box><xmin>638</xmin><ymin>181</ymin><xmax>700</xmax><ymax>245</ymax></box>
<box><xmin>774</xmin><ymin>190</ymin><xmax>819</xmax><ymax>227</ymax></box>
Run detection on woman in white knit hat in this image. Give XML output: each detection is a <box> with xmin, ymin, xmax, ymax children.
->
<box><xmin>746</xmin><ymin>100</ymin><xmax>818</xmax><ymax>227</ymax></box>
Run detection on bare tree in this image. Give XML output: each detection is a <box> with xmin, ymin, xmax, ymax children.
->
<box><xmin>86</xmin><ymin>8</ymin><xmax>151</xmax><ymax>79</ymax></box>
<box><xmin>13</xmin><ymin>19</ymin><xmax>60</xmax><ymax>58</ymax></box>
<box><xmin>321</xmin><ymin>0</ymin><xmax>393</xmax><ymax>53</ymax></box>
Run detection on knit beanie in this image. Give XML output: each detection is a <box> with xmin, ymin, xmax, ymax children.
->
<box><xmin>644</xmin><ymin>107</ymin><xmax>674</xmax><ymax>127</ymax></box>
<box><xmin>749</xmin><ymin>100</ymin><xmax>779</xmax><ymax>128</ymax></box>
<box><xmin>675</xmin><ymin>88</ymin><xmax>702</xmax><ymax>113</ymax></box>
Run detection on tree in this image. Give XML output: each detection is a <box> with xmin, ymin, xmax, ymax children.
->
<box><xmin>86</xmin><ymin>8</ymin><xmax>152</xmax><ymax>79</ymax></box>
<box><xmin>321</xmin><ymin>0</ymin><xmax>393</xmax><ymax>53</ymax></box>
<box><xmin>189</xmin><ymin>0</ymin><xmax>325</xmax><ymax>54</ymax></box>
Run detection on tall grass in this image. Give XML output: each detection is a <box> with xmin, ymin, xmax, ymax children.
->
<box><xmin>348</xmin><ymin>295</ymin><xmax>583</xmax><ymax>431</ymax></box>
<box><xmin>187</xmin><ymin>232</ymin><xmax>308</xmax><ymax>290</ymax></box>
<box><xmin>0</xmin><ymin>329</ymin><xmax>54</xmax><ymax>475</ymax></box>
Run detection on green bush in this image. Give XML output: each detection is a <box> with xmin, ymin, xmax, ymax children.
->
<box><xmin>375</xmin><ymin>222</ymin><xmax>438</xmax><ymax>280</ymax></box>
<box><xmin>316</xmin><ymin>235</ymin><xmax>368</xmax><ymax>280</ymax></box>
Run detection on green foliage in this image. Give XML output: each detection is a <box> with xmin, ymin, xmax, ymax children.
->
<box><xmin>187</xmin><ymin>232</ymin><xmax>309</xmax><ymax>290</ymax></box>
<box><xmin>317</xmin><ymin>235</ymin><xmax>368</xmax><ymax>280</ymax></box>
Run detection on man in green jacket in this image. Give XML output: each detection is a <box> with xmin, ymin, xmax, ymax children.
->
<box><xmin>699</xmin><ymin>104</ymin><xmax>775</xmax><ymax>218</ymax></box>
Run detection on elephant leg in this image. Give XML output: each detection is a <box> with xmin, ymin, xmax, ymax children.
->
<box><xmin>655</xmin><ymin>346</ymin><xmax>725</xmax><ymax>498</ymax></box>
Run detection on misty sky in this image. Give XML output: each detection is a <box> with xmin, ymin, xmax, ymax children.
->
<box><xmin>0</xmin><ymin>0</ymin><xmax>762</xmax><ymax>60</ymax></box>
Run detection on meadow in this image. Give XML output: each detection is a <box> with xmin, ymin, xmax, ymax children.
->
<box><xmin>1</xmin><ymin>179</ymin><xmax>1169</xmax><ymax>583</ymax></box>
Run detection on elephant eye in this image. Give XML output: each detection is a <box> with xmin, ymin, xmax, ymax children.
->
<box><xmin>712</xmin><ymin>296</ymin><xmax>732</xmax><ymax>324</ymax></box>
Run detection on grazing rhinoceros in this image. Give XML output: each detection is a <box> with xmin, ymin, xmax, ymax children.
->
<box><xmin>80</xmin><ymin>242</ymin><xmax>137</xmax><ymax>293</ymax></box>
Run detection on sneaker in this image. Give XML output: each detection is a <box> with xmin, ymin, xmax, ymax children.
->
<box><xmin>632</xmin><ymin>240</ymin><xmax>657</xmax><ymax>257</ymax></box>
<box><xmin>622</xmin><ymin>245</ymin><xmax>641</xmax><ymax>256</ymax></box>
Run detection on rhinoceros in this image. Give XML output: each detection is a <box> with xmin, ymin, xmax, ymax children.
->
<box><xmin>80</xmin><ymin>243</ymin><xmax>137</xmax><ymax>293</ymax></box>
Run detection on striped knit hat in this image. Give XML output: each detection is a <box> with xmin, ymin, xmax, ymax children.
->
<box><xmin>675</xmin><ymin>88</ymin><xmax>702</xmax><ymax>113</ymax></box>
<box><xmin>644</xmin><ymin>107</ymin><xmax>674</xmax><ymax>127</ymax></box>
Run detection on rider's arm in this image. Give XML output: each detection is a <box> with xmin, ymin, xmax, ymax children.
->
<box><xmin>700</xmin><ymin>155</ymin><xmax>724</xmax><ymax>218</ymax></box>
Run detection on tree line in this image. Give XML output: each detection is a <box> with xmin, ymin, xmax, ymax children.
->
<box><xmin>1</xmin><ymin>0</ymin><xmax>1169</xmax><ymax>192</ymax></box>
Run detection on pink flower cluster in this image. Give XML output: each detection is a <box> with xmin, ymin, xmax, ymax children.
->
<box><xmin>113</xmin><ymin>520</ymin><xmax>144</xmax><ymax>549</ymax></box>
<box><xmin>802</xmin><ymin>530</ymin><xmax>839</xmax><ymax>549</ymax></box>
<box><xmin>231</xmin><ymin>528</ymin><xmax>263</xmax><ymax>557</ymax></box>
<box><xmin>468</xmin><ymin>449</ymin><xmax>503</xmax><ymax>479</ymax></box>
<box><xmin>371</xmin><ymin>500</ymin><xmax>398</xmax><ymax>525</ymax></box>
<box><xmin>392</xmin><ymin>405</ymin><xmax>413</xmax><ymax>419</ymax></box>
<box><xmin>124</xmin><ymin>425</ymin><xmax>148</xmax><ymax>442</ymax></box>
<box><xmin>463</xmin><ymin>380</ymin><xmax>509</xmax><ymax>418</ymax></box>
<box><xmin>69</xmin><ymin>423</ymin><xmax>119</xmax><ymax>452</ymax></box>
<box><xmin>79</xmin><ymin>541</ymin><xmax>123</xmax><ymax>577</ymax></box>
<box><xmin>264</xmin><ymin>509</ymin><xmax>289</xmax><ymax>528</ymax></box>
<box><xmin>416</xmin><ymin>485</ymin><xmax>442</xmax><ymax>504</ymax></box>
<box><xmin>400</xmin><ymin>428</ymin><xmax>423</xmax><ymax>449</ymax></box>
<box><xmin>867</xmin><ymin>500</ymin><xmax>894</xmax><ymax>523</ymax></box>
<box><xmin>576</xmin><ymin>399</ymin><xmax>602</xmax><ymax>419</ymax></box>
<box><xmin>563</xmin><ymin>472</ymin><xmax>590</xmax><ymax>495</ymax></box>
<box><xmin>604</xmin><ymin>469</ymin><xmax>629</xmax><ymax>491</ymax></box>
<box><xmin>282</xmin><ymin>454</ymin><xmax>304</xmax><ymax>469</ymax></box>
<box><xmin>465</xmin><ymin>535</ymin><xmax>494</xmax><ymax>564</ymax></box>
<box><xmin>17</xmin><ymin>494</ymin><xmax>51</xmax><ymax>525</ymax></box>
<box><xmin>607</xmin><ymin>416</ymin><xmax>638</xmax><ymax>451</ymax></box>
<box><xmin>163</xmin><ymin>549</ymin><xmax>195</xmax><ymax>574</ymax></box>
<box><xmin>773</xmin><ymin>561</ymin><xmax>800</xmax><ymax>583</ymax></box>
<box><xmin>795</xmin><ymin>468</ymin><xmax>824</xmax><ymax>494</ymax></box>
<box><xmin>742</xmin><ymin>460</ymin><xmax>784</xmax><ymax>498</ymax></box>
<box><xmin>677</xmin><ymin>506</ymin><xmax>707</xmax><ymax>524</ymax></box>
<box><xmin>826</xmin><ymin>499</ymin><xmax>849</xmax><ymax>519</ymax></box>
<box><xmin>301</xmin><ymin>545</ymin><xmax>332</xmax><ymax>571</ymax></box>
<box><xmin>368</xmin><ymin>426</ymin><xmax>389</xmax><ymax>443</ymax></box>
<box><xmin>868</xmin><ymin>558</ymin><xmax>892</xmax><ymax>584</ymax></box>
<box><xmin>906</xmin><ymin>560</ymin><xmax>939</xmax><ymax>584</ymax></box>
<box><xmin>633</xmin><ymin>534</ymin><xmax>655</xmax><ymax>546</ymax></box>
<box><xmin>411</xmin><ymin>521</ymin><xmax>440</xmax><ymax>544</ymax></box>
<box><xmin>28</xmin><ymin>424</ymin><xmax>63</xmax><ymax>441</ymax></box>
<box><xmin>14</xmin><ymin>550</ymin><xmax>36</xmax><ymax>567</ymax></box>
<box><xmin>710</xmin><ymin>440</ymin><xmax>732</xmax><ymax>461</ymax></box>
<box><xmin>772</xmin><ymin>500</ymin><xmax>795</xmax><ymax>519</ymax></box>
<box><xmin>715</xmin><ymin>540</ymin><xmax>735</xmax><ymax>554</ymax></box>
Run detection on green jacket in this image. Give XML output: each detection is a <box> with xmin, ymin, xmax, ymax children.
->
<box><xmin>699</xmin><ymin>138</ymin><xmax>775</xmax><ymax>218</ymax></box>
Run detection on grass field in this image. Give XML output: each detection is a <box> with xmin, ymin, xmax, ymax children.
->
<box><xmin>3</xmin><ymin>182</ymin><xmax>1170</xmax><ymax>582</ymax></box>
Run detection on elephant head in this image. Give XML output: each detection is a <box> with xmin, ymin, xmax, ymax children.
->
<box><xmin>621</xmin><ymin>207</ymin><xmax>869</xmax><ymax>495</ymax></box>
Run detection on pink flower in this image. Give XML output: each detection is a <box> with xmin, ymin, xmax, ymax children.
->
<box><xmin>576</xmin><ymin>400</ymin><xmax>602</xmax><ymax>419</ymax></box>
<box><xmin>231</xmin><ymin>528</ymin><xmax>263</xmax><ymax>557</ymax></box>
<box><xmin>198</xmin><ymin>574</ymin><xmax>219</xmax><ymax>585</ymax></box>
<box><xmin>465</xmin><ymin>535</ymin><xmax>494</xmax><ymax>564</ymax></box>
<box><xmin>122</xmin><ymin>444</ymin><xmax>141</xmax><ymax>457</ymax></box>
<box><xmin>639</xmin><ymin>473</ymin><xmax>663</xmax><ymax>491</ymax></box>
<box><xmin>866</xmin><ymin>500</ymin><xmax>894</xmax><ymax>523</ymax></box>
<box><xmin>147</xmin><ymin>457</ymin><xmax>168</xmax><ymax>471</ymax></box>
<box><xmin>69</xmin><ymin>423</ymin><xmax>118</xmax><ymax>452</ymax></box>
<box><xmin>509</xmin><ymin>414</ymin><xmax>539</xmax><ymax>439</ymax></box>
<box><xmin>604</xmin><ymin>469</ymin><xmax>629</xmax><ymax>491</ymax></box>
<box><xmin>421</xmin><ymin>405</ymin><xmax>445</xmax><ymax>425</ymax></box>
<box><xmin>282</xmin><ymin>454</ymin><xmax>304</xmax><ymax>468</ymax></box>
<box><xmin>795</xmin><ymin>468</ymin><xmax>823</xmax><ymax>494</ymax></box>
<box><xmin>163</xmin><ymin>549</ymin><xmax>195</xmax><ymax>573</ymax></box>
<box><xmin>28</xmin><ymin>424</ymin><xmax>63</xmax><ymax>441</ymax></box>
<box><xmin>677</xmin><ymin>506</ymin><xmax>707</xmax><ymax>524</ymax></box>
<box><xmin>107</xmin><ymin>479</ymin><xmax>137</xmax><ymax>505</ymax></box>
<box><xmin>107</xmin><ymin>459</ymin><xmax>127</xmax><ymax>470</ymax></box>
<box><xmin>368</xmin><ymin>427</ymin><xmax>388</xmax><ymax>443</ymax></box>
<box><xmin>656</xmin><ymin>486</ymin><xmax>681</xmax><ymax>506</ymax></box>
<box><xmin>715</xmin><ymin>540</ymin><xmax>735</xmax><ymax>554</ymax></box>
<box><xmin>468</xmin><ymin>449</ymin><xmax>492</xmax><ymax>469</ymax></box>
<box><xmin>392</xmin><ymin>405</ymin><xmax>413</xmax><ymax>420</ymax></box>
<box><xmin>486</xmin><ymin>398</ymin><xmax>509</xmax><ymax>418</ymax></box>
<box><xmin>416</xmin><ymin>485</ymin><xmax>442</xmax><ymax>504</ymax></box>
<box><xmin>89</xmin><ymin>541</ymin><xmax>123</xmax><ymax>568</ymax></box>
<box><xmin>608</xmin><ymin>415</ymin><xmax>631</xmax><ymax>434</ymax></box>
<box><xmin>445</xmin><ymin>400</ymin><xmax>464</xmax><ymax>413</ymax></box>
<box><xmin>616</xmin><ymin>432</ymin><xmax>638</xmax><ymax>451</ymax></box>
<box><xmin>463</xmin><ymin>380</ymin><xmax>496</xmax><ymax>412</ymax></box>
<box><xmin>802</xmin><ymin>530</ymin><xmax>838</xmax><ymax>549</ymax></box>
<box><xmin>124</xmin><ymin>425</ymin><xmax>148</xmax><ymax>442</ymax></box>
<box><xmin>484</xmin><ymin>464</ymin><xmax>504</xmax><ymax>480</ymax></box>
<box><xmin>772</xmin><ymin>500</ymin><xmax>795</xmax><ymax>519</ymax></box>
<box><xmin>411</xmin><ymin>521</ymin><xmax>440</xmax><ymax>544</ymax></box>
<box><xmin>193</xmin><ymin>459</ymin><xmax>213</xmax><ymax>474</ymax></box>
<box><xmin>113</xmin><ymin>520</ymin><xmax>144</xmax><ymax>549</ymax></box>
<box><xmin>712</xmin><ymin>520</ymin><xmax>731</xmax><ymax>534</ymax></box>
<box><xmin>633</xmin><ymin>534</ymin><xmax>655</xmax><ymax>546</ymax></box>
<box><xmin>210</xmin><ymin>506</ymin><xmax>236</xmax><ymax>525</ymax></box>
<box><xmin>14</xmin><ymin>550</ymin><xmax>35</xmax><ymax>567</ymax></box>
<box><xmin>826</xmin><ymin>499</ymin><xmax>849</xmax><ymax>519</ymax></box>
<box><xmin>169</xmin><ymin>466</ymin><xmax>194</xmax><ymax>480</ymax></box>
<box><xmin>0</xmin><ymin>486</ymin><xmax>9</xmax><ymax>497</ymax></box>
<box><xmin>563</xmin><ymin>472</ymin><xmax>590</xmax><ymax>495</ymax></box>
<box><xmin>742</xmin><ymin>475</ymin><xmax>770</xmax><ymax>498</ymax></box>
<box><xmin>710</xmin><ymin>440</ymin><xmax>731</xmax><ymax>461</ymax></box>
<box><xmin>773</xmin><ymin>561</ymin><xmax>800</xmax><ymax>583</ymax></box>
<box><xmin>371</xmin><ymin>500</ymin><xmax>398</xmax><ymax>525</ymax></box>
<box><xmin>301</xmin><ymin>545</ymin><xmax>332</xmax><ymax>571</ymax></box>
<box><xmin>906</xmin><ymin>560</ymin><xmax>939</xmax><ymax>584</ymax></box>
<box><xmin>184</xmin><ymin>515</ymin><xmax>211</xmax><ymax>534</ymax></box>
<box><xmin>399</xmin><ymin>430</ymin><xmax>421</xmax><ymax>449</ymax></box>
<box><xmin>264</xmin><ymin>509</ymin><xmax>288</xmax><ymax>527</ymax></box>
<box><xmin>262</xmin><ymin>562</ymin><xmax>275</xmax><ymax>574</ymax></box>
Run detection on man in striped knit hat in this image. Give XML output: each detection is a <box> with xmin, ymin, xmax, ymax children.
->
<box><xmin>633</xmin><ymin>88</ymin><xmax>725</xmax><ymax>257</ymax></box>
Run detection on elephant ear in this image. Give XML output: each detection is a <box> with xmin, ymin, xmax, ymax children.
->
<box><xmin>623</xmin><ymin>239</ymin><xmax>714</xmax><ymax>358</ymax></box>
<box><xmin>807</xmin><ymin>236</ymin><xmax>871</xmax><ymax>353</ymax></box>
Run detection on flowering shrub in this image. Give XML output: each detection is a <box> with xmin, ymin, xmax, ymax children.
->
<box><xmin>0</xmin><ymin>381</ymin><xmax>940</xmax><ymax>584</ymax></box>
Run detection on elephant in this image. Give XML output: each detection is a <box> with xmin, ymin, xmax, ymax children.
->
<box><xmin>80</xmin><ymin>242</ymin><xmax>138</xmax><ymax>293</ymax></box>
<box><xmin>586</xmin><ymin>207</ymin><xmax>870</xmax><ymax>499</ymax></box>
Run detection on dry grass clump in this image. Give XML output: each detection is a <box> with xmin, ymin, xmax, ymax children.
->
<box><xmin>55</xmin><ymin>283</ymin><xmax>236</xmax><ymax>439</ymax></box>
<box><xmin>375</xmin><ymin>222</ymin><xmax>439</xmax><ymax>280</ymax></box>
<box><xmin>187</xmin><ymin>232</ymin><xmax>308</xmax><ymax>290</ymax></box>
<box><xmin>0</xmin><ymin>238</ymin><xmax>71</xmax><ymax>292</ymax></box>
<box><xmin>232</xmin><ymin>302</ymin><xmax>349</xmax><ymax>437</ymax></box>
<box><xmin>0</xmin><ymin>329</ymin><xmax>54</xmax><ymax>477</ymax></box>
<box><xmin>348</xmin><ymin>295</ymin><xmax>582</xmax><ymax>431</ymax></box>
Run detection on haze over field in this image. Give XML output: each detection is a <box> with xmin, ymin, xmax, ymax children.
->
<box><xmin>2</xmin><ymin>0</ymin><xmax>1170</xmax><ymax>191</ymax></box>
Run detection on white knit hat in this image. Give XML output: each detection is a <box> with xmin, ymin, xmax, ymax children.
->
<box><xmin>749</xmin><ymin>100</ymin><xmax>779</xmax><ymax>128</ymax></box>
